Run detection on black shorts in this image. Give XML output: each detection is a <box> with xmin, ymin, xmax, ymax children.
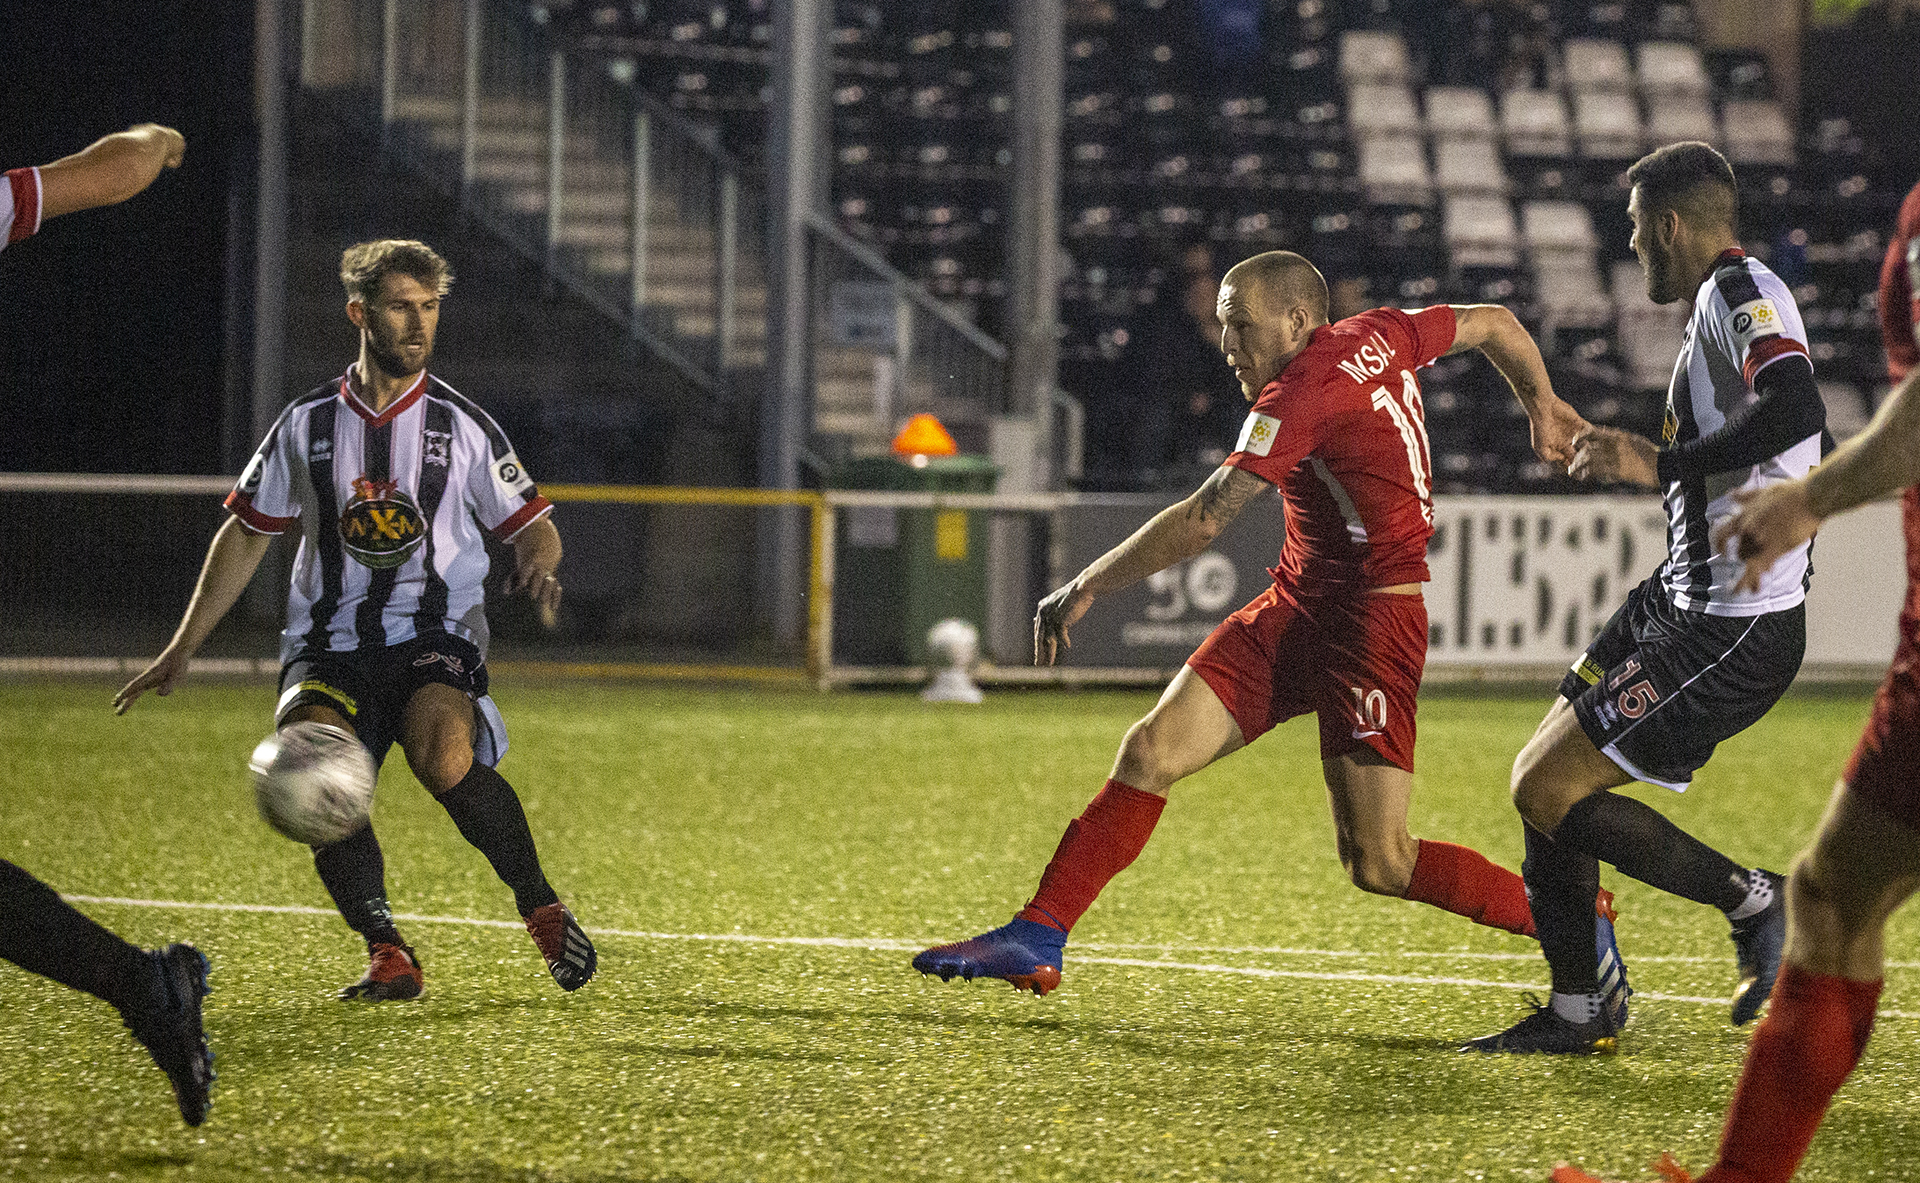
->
<box><xmin>1559</xmin><ymin>575</ymin><xmax>1805</xmax><ymax>791</ymax></box>
<box><xmin>276</xmin><ymin>632</ymin><xmax>508</xmax><ymax>771</ymax></box>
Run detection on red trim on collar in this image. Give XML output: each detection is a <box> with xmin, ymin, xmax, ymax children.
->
<box><xmin>1700</xmin><ymin>246</ymin><xmax>1747</xmax><ymax>289</ymax></box>
<box><xmin>338</xmin><ymin>369</ymin><xmax>428</xmax><ymax>426</ymax></box>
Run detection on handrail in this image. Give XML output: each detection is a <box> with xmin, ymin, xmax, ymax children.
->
<box><xmin>803</xmin><ymin>211</ymin><xmax>1008</xmax><ymax>361</ymax></box>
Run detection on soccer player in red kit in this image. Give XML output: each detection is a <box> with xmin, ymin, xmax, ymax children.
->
<box><xmin>1548</xmin><ymin>180</ymin><xmax>1920</xmax><ymax>1183</ymax></box>
<box><xmin>913</xmin><ymin>250</ymin><xmax>1621</xmax><ymax>1008</ymax></box>
<box><xmin>1</xmin><ymin>121</ymin><xmax>212</xmax><ymax>1128</ymax></box>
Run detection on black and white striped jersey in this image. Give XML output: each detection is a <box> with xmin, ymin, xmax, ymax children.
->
<box><xmin>226</xmin><ymin>368</ymin><xmax>553</xmax><ymax>661</ymax></box>
<box><xmin>1657</xmin><ymin>248</ymin><xmax>1820</xmax><ymax>616</ymax></box>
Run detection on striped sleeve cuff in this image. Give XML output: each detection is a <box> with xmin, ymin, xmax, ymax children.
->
<box><xmin>1742</xmin><ymin>335</ymin><xmax>1810</xmax><ymax>386</ymax></box>
<box><xmin>491</xmin><ymin>495</ymin><xmax>554</xmax><ymax>541</ymax></box>
<box><xmin>224</xmin><ymin>491</ymin><xmax>295</xmax><ymax>535</ymax></box>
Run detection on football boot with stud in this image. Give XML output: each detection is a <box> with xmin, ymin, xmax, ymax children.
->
<box><xmin>524</xmin><ymin>902</ymin><xmax>597</xmax><ymax>991</ymax></box>
<box><xmin>1729</xmin><ymin>869</ymin><xmax>1786</xmax><ymax>1026</ymax></box>
<box><xmin>120</xmin><ymin>944</ymin><xmax>215</xmax><ymax>1126</ymax></box>
<box><xmin>912</xmin><ymin>917</ymin><xmax>1065</xmax><ymax>996</ymax></box>
<box><xmin>1461</xmin><ymin>993</ymin><xmax>1618</xmax><ymax>1055</ymax></box>
<box><xmin>339</xmin><ymin>940</ymin><xmax>424</xmax><ymax>1001</ymax></box>
<box><xmin>1595</xmin><ymin>887</ymin><xmax>1633</xmax><ymax>1030</ymax></box>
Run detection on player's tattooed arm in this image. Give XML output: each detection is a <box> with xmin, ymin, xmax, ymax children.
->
<box><xmin>1035</xmin><ymin>465</ymin><xmax>1271</xmax><ymax>665</ymax></box>
<box><xmin>1446</xmin><ymin>303</ymin><xmax>1588</xmax><ymax>464</ymax></box>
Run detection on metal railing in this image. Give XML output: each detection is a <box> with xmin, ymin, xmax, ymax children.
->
<box><xmin>297</xmin><ymin>0</ymin><xmax>763</xmax><ymax>396</ymax></box>
<box><xmin>804</xmin><ymin>212</ymin><xmax>1009</xmax><ymax>456</ymax></box>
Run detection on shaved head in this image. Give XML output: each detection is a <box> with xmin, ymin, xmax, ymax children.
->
<box><xmin>1221</xmin><ymin>250</ymin><xmax>1330</xmax><ymax>327</ymax></box>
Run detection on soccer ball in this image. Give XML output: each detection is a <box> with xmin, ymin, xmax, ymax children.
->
<box><xmin>248</xmin><ymin>722</ymin><xmax>376</xmax><ymax>846</ymax></box>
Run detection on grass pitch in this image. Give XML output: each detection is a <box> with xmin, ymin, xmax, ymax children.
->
<box><xmin>0</xmin><ymin>679</ymin><xmax>1914</xmax><ymax>1182</ymax></box>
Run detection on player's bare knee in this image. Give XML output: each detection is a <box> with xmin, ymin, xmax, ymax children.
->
<box><xmin>1113</xmin><ymin>719</ymin><xmax>1173</xmax><ymax>793</ymax></box>
<box><xmin>1345</xmin><ymin>838</ymin><xmax>1415</xmax><ymax>897</ymax></box>
<box><xmin>408</xmin><ymin>736</ymin><xmax>472</xmax><ymax>796</ymax></box>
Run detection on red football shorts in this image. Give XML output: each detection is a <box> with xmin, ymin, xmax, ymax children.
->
<box><xmin>1186</xmin><ymin>584</ymin><xmax>1427</xmax><ymax>771</ymax></box>
<box><xmin>1844</xmin><ymin>612</ymin><xmax>1920</xmax><ymax>829</ymax></box>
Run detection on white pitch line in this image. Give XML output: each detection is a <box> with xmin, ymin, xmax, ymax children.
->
<box><xmin>63</xmin><ymin>894</ymin><xmax>1920</xmax><ymax>1019</ymax></box>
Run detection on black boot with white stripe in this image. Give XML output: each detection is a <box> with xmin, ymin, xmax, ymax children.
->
<box><xmin>524</xmin><ymin>902</ymin><xmax>597</xmax><ymax>991</ymax></box>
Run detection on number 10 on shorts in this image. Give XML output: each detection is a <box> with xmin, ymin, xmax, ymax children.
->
<box><xmin>1350</xmin><ymin>685</ymin><xmax>1388</xmax><ymax>734</ymax></box>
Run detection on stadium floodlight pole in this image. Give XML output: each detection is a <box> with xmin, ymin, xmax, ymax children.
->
<box><xmin>760</xmin><ymin>0</ymin><xmax>831</xmax><ymax>653</ymax></box>
<box><xmin>460</xmin><ymin>0</ymin><xmax>480</xmax><ymax>200</ymax></box>
<box><xmin>545</xmin><ymin>50</ymin><xmax>566</xmax><ymax>279</ymax></box>
<box><xmin>1005</xmin><ymin>0</ymin><xmax>1065</xmax><ymax>488</ymax></box>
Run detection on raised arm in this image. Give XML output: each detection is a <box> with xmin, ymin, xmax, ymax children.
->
<box><xmin>1445</xmin><ymin>303</ymin><xmax>1587</xmax><ymax>463</ymax></box>
<box><xmin>37</xmin><ymin>123</ymin><xmax>186</xmax><ymax>222</ymax></box>
<box><xmin>1034</xmin><ymin>464</ymin><xmax>1271</xmax><ymax>665</ymax></box>
<box><xmin>1716</xmin><ymin>366</ymin><xmax>1920</xmax><ymax>591</ymax></box>
<box><xmin>114</xmin><ymin>516</ymin><xmax>273</xmax><ymax>713</ymax></box>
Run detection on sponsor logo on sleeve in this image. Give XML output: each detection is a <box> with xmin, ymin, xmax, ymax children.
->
<box><xmin>1724</xmin><ymin>298</ymin><xmax>1781</xmax><ymax>348</ymax></box>
<box><xmin>493</xmin><ymin>452</ymin><xmax>534</xmax><ymax>494</ymax></box>
<box><xmin>1235</xmin><ymin>412</ymin><xmax>1281</xmax><ymax>457</ymax></box>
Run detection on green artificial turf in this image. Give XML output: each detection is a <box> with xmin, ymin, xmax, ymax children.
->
<box><xmin>0</xmin><ymin>679</ymin><xmax>1913</xmax><ymax>1181</ymax></box>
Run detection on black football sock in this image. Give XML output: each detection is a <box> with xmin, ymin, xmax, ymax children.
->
<box><xmin>1552</xmin><ymin>791</ymin><xmax>1750</xmax><ymax>911</ymax></box>
<box><xmin>435</xmin><ymin>761</ymin><xmax>559</xmax><ymax>916</ymax></box>
<box><xmin>0</xmin><ymin>858</ymin><xmax>155</xmax><ymax>1009</ymax></box>
<box><xmin>1520</xmin><ymin>824</ymin><xmax>1601</xmax><ymax>996</ymax></box>
<box><xmin>312</xmin><ymin>824</ymin><xmax>404</xmax><ymax>947</ymax></box>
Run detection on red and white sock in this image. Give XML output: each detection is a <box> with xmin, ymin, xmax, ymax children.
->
<box><xmin>1700</xmin><ymin>963</ymin><xmax>1883</xmax><ymax>1183</ymax></box>
<box><xmin>1401</xmin><ymin>838</ymin><xmax>1536</xmax><ymax>936</ymax></box>
<box><xmin>1016</xmin><ymin>779</ymin><xmax>1166</xmax><ymax>933</ymax></box>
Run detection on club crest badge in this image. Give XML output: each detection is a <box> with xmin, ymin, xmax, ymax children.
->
<box><xmin>339</xmin><ymin>476</ymin><xmax>426</xmax><ymax>569</ymax></box>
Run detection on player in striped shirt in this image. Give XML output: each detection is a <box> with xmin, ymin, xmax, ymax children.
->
<box><xmin>1466</xmin><ymin>142</ymin><xmax>1828</xmax><ymax>1055</ymax></box>
<box><xmin>117</xmin><ymin>240</ymin><xmax>596</xmax><ymax>1001</ymax></box>
<box><xmin>2</xmin><ymin>120</ymin><xmax>213</xmax><ymax>1127</ymax></box>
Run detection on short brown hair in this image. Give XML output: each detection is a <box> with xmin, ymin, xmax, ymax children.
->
<box><xmin>1626</xmin><ymin>141</ymin><xmax>1738</xmax><ymax>233</ymax></box>
<box><xmin>340</xmin><ymin>239</ymin><xmax>454</xmax><ymax>303</ymax></box>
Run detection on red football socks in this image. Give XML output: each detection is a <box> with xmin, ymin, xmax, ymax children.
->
<box><xmin>1016</xmin><ymin>779</ymin><xmax>1167</xmax><ymax>933</ymax></box>
<box><xmin>1699</xmin><ymin>964</ymin><xmax>1883</xmax><ymax>1183</ymax></box>
<box><xmin>1401</xmin><ymin>839</ymin><xmax>1537</xmax><ymax>936</ymax></box>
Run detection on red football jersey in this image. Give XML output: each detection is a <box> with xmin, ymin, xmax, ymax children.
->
<box><xmin>1878</xmin><ymin>180</ymin><xmax>1920</xmax><ymax>606</ymax></box>
<box><xmin>1225</xmin><ymin>305</ymin><xmax>1457</xmax><ymax>599</ymax></box>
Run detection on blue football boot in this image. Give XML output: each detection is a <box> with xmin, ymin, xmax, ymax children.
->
<box><xmin>912</xmin><ymin>917</ymin><xmax>1066</xmax><ymax>996</ymax></box>
<box><xmin>1595</xmin><ymin>887</ymin><xmax>1633</xmax><ymax>1030</ymax></box>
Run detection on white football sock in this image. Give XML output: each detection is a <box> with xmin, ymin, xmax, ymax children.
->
<box><xmin>1726</xmin><ymin>869</ymin><xmax>1775</xmax><ymax>922</ymax></box>
<box><xmin>1550</xmin><ymin>991</ymin><xmax>1602</xmax><ymax>1025</ymax></box>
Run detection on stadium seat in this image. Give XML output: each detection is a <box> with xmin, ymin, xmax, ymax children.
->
<box><xmin>1635</xmin><ymin>41</ymin><xmax>1711</xmax><ymax>99</ymax></box>
<box><xmin>1534</xmin><ymin>256</ymin><xmax>1615</xmax><ymax>328</ymax></box>
<box><xmin>1645</xmin><ymin>95</ymin><xmax>1721</xmax><ymax>149</ymax></box>
<box><xmin>1444</xmin><ymin>195</ymin><xmax>1520</xmax><ymax>268</ymax></box>
<box><xmin>1501</xmin><ymin>89</ymin><xmax>1572</xmax><ymax>158</ymax></box>
<box><xmin>1346</xmin><ymin>83</ymin><xmax>1424</xmax><ymax>139</ymax></box>
<box><xmin>1564</xmin><ymin>39</ymin><xmax>1634</xmax><ymax>93</ymax></box>
<box><xmin>1357</xmin><ymin>135</ymin><xmax>1433</xmax><ymax>205</ymax></box>
<box><xmin>1433</xmin><ymin>138</ymin><xmax>1510</xmax><ymax>195</ymax></box>
<box><xmin>1521</xmin><ymin>200</ymin><xmax>1600</xmax><ymax>258</ymax></box>
<box><xmin>1612</xmin><ymin>259</ymin><xmax>1688</xmax><ymax>389</ymax></box>
<box><xmin>1338</xmin><ymin>29</ymin><xmax>1412</xmax><ymax>86</ymax></box>
<box><xmin>1572</xmin><ymin>91</ymin><xmax>1643</xmax><ymax>159</ymax></box>
<box><xmin>1723</xmin><ymin>99</ymin><xmax>1798</xmax><ymax>165</ymax></box>
<box><xmin>1424</xmin><ymin>87</ymin><xmax>1496</xmax><ymax>143</ymax></box>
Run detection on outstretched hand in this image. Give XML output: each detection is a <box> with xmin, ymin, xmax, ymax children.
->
<box><xmin>1033</xmin><ymin>581</ymin><xmax>1094</xmax><ymax>666</ymax></box>
<box><xmin>1711</xmin><ymin>481</ymin><xmax>1822</xmax><ymax>594</ymax></box>
<box><xmin>113</xmin><ymin>649</ymin><xmax>189</xmax><ymax>715</ymax></box>
<box><xmin>1529</xmin><ymin>397</ymin><xmax>1590</xmax><ymax>465</ymax></box>
<box><xmin>1568</xmin><ymin>426</ymin><xmax>1661</xmax><ymax>488</ymax></box>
